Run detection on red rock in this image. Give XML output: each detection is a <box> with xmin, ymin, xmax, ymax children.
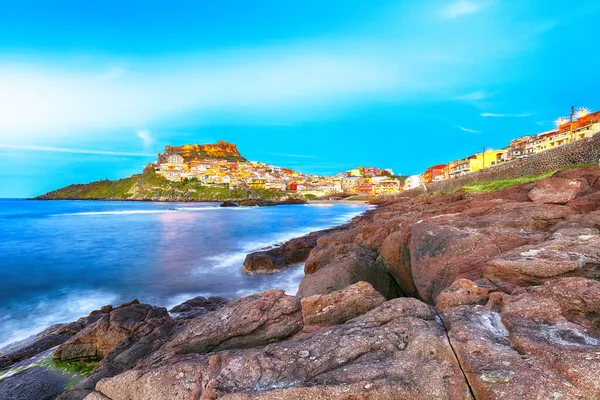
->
<box><xmin>440</xmin><ymin>277</ymin><xmax>600</xmax><ymax>400</ymax></box>
<box><xmin>378</xmin><ymin>230</ymin><xmax>418</xmax><ymax>297</ymax></box>
<box><xmin>297</xmin><ymin>245</ymin><xmax>400</xmax><ymax>300</ymax></box>
<box><xmin>54</xmin><ymin>302</ymin><xmax>171</xmax><ymax>362</ymax></box>
<box><xmin>409</xmin><ymin>222</ymin><xmax>502</xmax><ymax>304</ymax></box>
<box><xmin>484</xmin><ymin>233</ymin><xmax>600</xmax><ymax>288</ymax></box>
<box><xmin>528</xmin><ymin>177</ymin><xmax>589</xmax><ymax>204</ymax></box>
<box><xmin>300</xmin><ymin>281</ymin><xmax>385</xmax><ymax>326</ymax></box>
<box><xmin>168</xmin><ymin>290</ymin><xmax>303</xmax><ymax>354</ymax></box>
<box><xmin>567</xmin><ymin>191</ymin><xmax>600</xmax><ymax>213</ymax></box>
<box><xmin>89</xmin><ymin>298</ymin><xmax>472</xmax><ymax>400</ymax></box>
<box><xmin>243</xmin><ymin>229</ymin><xmax>338</xmax><ymax>274</ymax></box>
<box><xmin>435</xmin><ymin>278</ymin><xmax>492</xmax><ymax>312</ymax></box>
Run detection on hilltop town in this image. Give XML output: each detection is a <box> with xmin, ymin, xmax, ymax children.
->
<box><xmin>153</xmin><ymin>140</ymin><xmax>402</xmax><ymax>197</ymax></box>
<box><xmin>406</xmin><ymin>107</ymin><xmax>600</xmax><ymax>189</ymax></box>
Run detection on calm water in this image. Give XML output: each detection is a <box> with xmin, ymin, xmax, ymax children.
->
<box><xmin>0</xmin><ymin>199</ymin><xmax>369</xmax><ymax>350</ymax></box>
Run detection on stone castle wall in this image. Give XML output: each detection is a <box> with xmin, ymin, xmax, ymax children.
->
<box><xmin>400</xmin><ymin>133</ymin><xmax>600</xmax><ymax>197</ymax></box>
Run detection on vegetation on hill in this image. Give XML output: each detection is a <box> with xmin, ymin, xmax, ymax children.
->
<box><xmin>35</xmin><ymin>170</ymin><xmax>287</xmax><ymax>202</ymax></box>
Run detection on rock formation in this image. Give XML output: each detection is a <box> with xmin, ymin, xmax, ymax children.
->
<box><xmin>4</xmin><ymin>166</ymin><xmax>600</xmax><ymax>399</ymax></box>
<box><xmin>158</xmin><ymin>141</ymin><xmax>246</xmax><ymax>163</ymax></box>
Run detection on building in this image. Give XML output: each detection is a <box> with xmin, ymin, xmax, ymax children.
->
<box><xmin>423</xmin><ymin>164</ymin><xmax>448</xmax><ymax>184</ymax></box>
<box><xmin>362</xmin><ymin>167</ymin><xmax>381</xmax><ymax>176</ymax></box>
<box><xmin>404</xmin><ymin>175</ymin><xmax>422</xmax><ymax>190</ymax></box>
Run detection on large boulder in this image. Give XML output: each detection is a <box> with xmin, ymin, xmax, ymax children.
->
<box><xmin>168</xmin><ymin>290</ymin><xmax>303</xmax><ymax>354</ymax></box>
<box><xmin>54</xmin><ymin>300</ymin><xmax>171</xmax><ymax>362</ymax></box>
<box><xmin>408</xmin><ymin>222</ymin><xmax>502</xmax><ymax>304</ymax></box>
<box><xmin>86</xmin><ymin>298</ymin><xmax>472</xmax><ymax>400</ymax></box>
<box><xmin>440</xmin><ymin>277</ymin><xmax>600</xmax><ymax>399</ymax></box>
<box><xmin>243</xmin><ymin>229</ymin><xmax>336</xmax><ymax>274</ymax></box>
<box><xmin>297</xmin><ymin>244</ymin><xmax>400</xmax><ymax>300</ymax></box>
<box><xmin>378</xmin><ymin>229</ymin><xmax>417</xmax><ymax>297</ymax></box>
<box><xmin>300</xmin><ymin>281</ymin><xmax>384</xmax><ymax>326</ymax></box>
<box><xmin>528</xmin><ymin>177</ymin><xmax>589</xmax><ymax>204</ymax></box>
<box><xmin>484</xmin><ymin>232</ymin><xmax>600</xmax><ymax>289</ymax></box>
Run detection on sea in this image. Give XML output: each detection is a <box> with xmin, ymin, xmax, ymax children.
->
<box><xmin>0</xmin><ymin>199</ymin><xmax>370</xmax><ymax>351</ymax></box>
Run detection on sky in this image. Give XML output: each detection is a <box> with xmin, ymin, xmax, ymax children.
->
<box><xmin>1</xmin><ymin>0</ymin><xmax>600</xmax><ymax>197</ymax></box>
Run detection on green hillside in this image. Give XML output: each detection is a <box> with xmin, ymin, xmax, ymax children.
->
<box><xmin>35</xmin><ymin>170</ymin><xmax>286</xmax><ymax>202</ymax></box>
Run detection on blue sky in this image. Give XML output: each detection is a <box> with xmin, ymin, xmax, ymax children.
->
<box><xmin>1</xmin><ymin>0</ymin><xmax>600</xmax><ymax>197</ymax></box>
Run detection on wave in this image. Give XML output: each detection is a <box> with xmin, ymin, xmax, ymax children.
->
<box><xmin>0</xmin><ymin>290</ymin><xmax>118</xmax><ymax>352</ymax></box>
<box><xmin>235</xmin><ymin>264</ymin><xmax>305</xmax><ymax>297</ymax></box>
<box><xmin>58</xmin><ymin>210</ymin><xmax>169</xmax><ymax>216</ymax></box>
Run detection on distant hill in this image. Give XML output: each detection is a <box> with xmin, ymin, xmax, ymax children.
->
<box><xmin>34</xmin><ymin>169</ymin><xmax>285</xmax><ymax>202</ymax></box>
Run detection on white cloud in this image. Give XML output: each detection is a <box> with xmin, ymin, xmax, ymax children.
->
<box><xmin>456</xmin><ymin>126</ymin><xmax>481</xmax><ymax>133</ymax></box>
<box><xmin>481</xmin><ymin>112</ymin><xmax>532</xmax><ymax>118</ymax></box>
<box><xmin>136</xmin><ymin>129</ymin><xmax>154</xmax><ymax>148</ymax></box>
<box><xmin>0</xmin><ymin>143</ymin><xmax>154</xmax><ymax>157</ymax></box>
<box><xmin>0</xmin><ymin>49</ymin><xmax>402</xmax><ymax>140</ymax></box>
<box><xmin>443</xmin><ymin>1</ymin><xmax>485</xmax><ymax>19</ymax></box>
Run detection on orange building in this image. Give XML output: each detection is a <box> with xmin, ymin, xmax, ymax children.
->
<box><xmin>423</xmin><ymin>164</ymin><xmax>448</xmax><ymax>184</ymax></box>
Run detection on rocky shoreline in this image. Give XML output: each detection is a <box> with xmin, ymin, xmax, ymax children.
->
<box><xmin>3</xmin><ymin>166</ymin><xmax>600</xmax><ymax>399</ymax></box>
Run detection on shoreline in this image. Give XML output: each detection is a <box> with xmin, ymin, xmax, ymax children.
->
<box><xmin>0</xmin><ymin>202</ymin><xmax>370</xmax><ymax>357</ymax></box>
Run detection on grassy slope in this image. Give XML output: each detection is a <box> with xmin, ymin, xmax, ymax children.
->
<box><xmin>459</xmin><ymin>163</ymin><xmax>597</xmax><ymax>194</ymax></box>
<box><xmin>35</xmin><ymin>170</ymin><xmax>286</xmax><ymax>201</ymax></box>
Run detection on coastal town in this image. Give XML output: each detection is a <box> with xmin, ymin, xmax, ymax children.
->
<box><xmin>404</xmin><ymin>107</ymin><xmax>600</xmax><ymax>189</ymax></box>
<box><xmin>154</xmin><ymin>141</ymin><xmax>403</xmax><ymax>197</ymax></box>
<box><xmin>154</xmin><ymin>107</ymin><xmax>600</xmax><ymax>197</ymax></box>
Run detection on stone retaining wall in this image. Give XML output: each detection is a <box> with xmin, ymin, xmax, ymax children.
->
<box><xmin>391</xmin><ymin>133</ymin><xmax>600</xmax><ymax>198</ymax></box>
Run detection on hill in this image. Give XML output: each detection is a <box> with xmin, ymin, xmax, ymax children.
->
<box><xmin>34</xmin><ymin>169</ymin><xmax>286</xmax><ymax>202</ymax></box>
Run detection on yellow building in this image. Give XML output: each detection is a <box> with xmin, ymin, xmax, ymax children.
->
<box><xmin>349</xmin><ymin>168</ymin><xmax>363</xmax><ymax>177</ymax></box>
<box><xmin>470</xmin><ymin>150</ymin><xmax>507</xmax><ymax>172</ymax></box>
<box><xmin>448</xmin><ymin>149</ymin><xmax>506</xmax><ymax>177</ymax></box>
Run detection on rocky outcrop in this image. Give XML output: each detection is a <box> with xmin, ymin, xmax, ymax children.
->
<box><xmin>219</xmin><ymin>201</ymin><xmax>239</xmax><ymax>207</ymax></box>
<box><xmin>243</xmin><ymin>228</ymin><xmax>339</xmax><ymax>274</ymax></box>
<box><xmin>169</xmin><ymin>296</ymin><xmax>229</xmax><ymax>320</ymax></box>
<box><xmin>0</xmin><ymin>310</ymin><xmax>110</xmax><ymax>370</ymax></box>
<box><xmin>298</xmin><ymin>242</ymin><xmax>401</xmax><ymax>300</ymax></box>
<box><xmin>85</xmin><ymin>298</ymin><xmax>471</xmax><ymax>400</ymax></box>
<box><xmin>528</xmin><ymin>177</ymin><xmax>589</xmax><ymax>204</ymax></box>
<box><xmin>168</xmin><ymin>290</ymin><xmax>303</xmax><ymax>354</ymax></box>
<box><xmin>11</xmin><ymin>166</ymin><xmax>600</xmax><ymax>400</ymax></box>
<box><xmin>300</xmin><ymin>281</ymin><xmax>384</xmax><ymax>326</ymax></box>
<box><xmin>54</xmin><ymin>300</ymin><xmax>171</xmax><ymax>362</ymax></box>
<box><xmin>158</xmin><ymin>141</ymin><xmax>246</xmax><ymax>163</ymax></box>
<box><xmin>439</xmin><ymin>278</ymin><xmax>600</xmax><ymax>399</ymax></box>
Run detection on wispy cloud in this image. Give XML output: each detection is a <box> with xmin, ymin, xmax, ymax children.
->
<box><xmin>442</xmin><ymin>0</ymin><xmax>485</xmax><ymax>19</ymax></box>
<box><xmin>453</xmin><ymin>91</ymin><xmax>491</xmax><ymax>101</ymax></box>
<box><xmin>0</xmin><ymin>49</ymin><xmax>401</xmax><ymax>139</ymax></box>
<box><xmin>456</xmin><ymin>126</ymin><xmax>481</xmax><ymax>133</ymax></box>
<box><xmin>0</xmin><ymin>144</ymin><xmax>154</xmax><ymax>157</ymax></box>
<box><xmin>270</xmin><ymin>153</ymin><xmax>318</xmax><ymax>159</ymax></box>
<box><xmin>481</xmin><ymin>112</ymin><xmax>532</xmax><ymax>118</ymax></box>
<box><xmin>136</xmin><ymin>129</ymin><xmax>154</xmax><ymax>148</ymax></box>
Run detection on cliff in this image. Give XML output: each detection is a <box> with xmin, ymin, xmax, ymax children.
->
<box><xmin>7</xmin><ymin>166</ymin><xmax>600</xmax><ymax>400</ymax></box>
<box><xmin>158</xmin><ymin>140</ymin><xmax>246</xmax><ymax>163</ymax></box>
<box><xmin>34</xmin><ymin>169</ymin><xmax>285</xmax><ymax>202</ymax></box>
